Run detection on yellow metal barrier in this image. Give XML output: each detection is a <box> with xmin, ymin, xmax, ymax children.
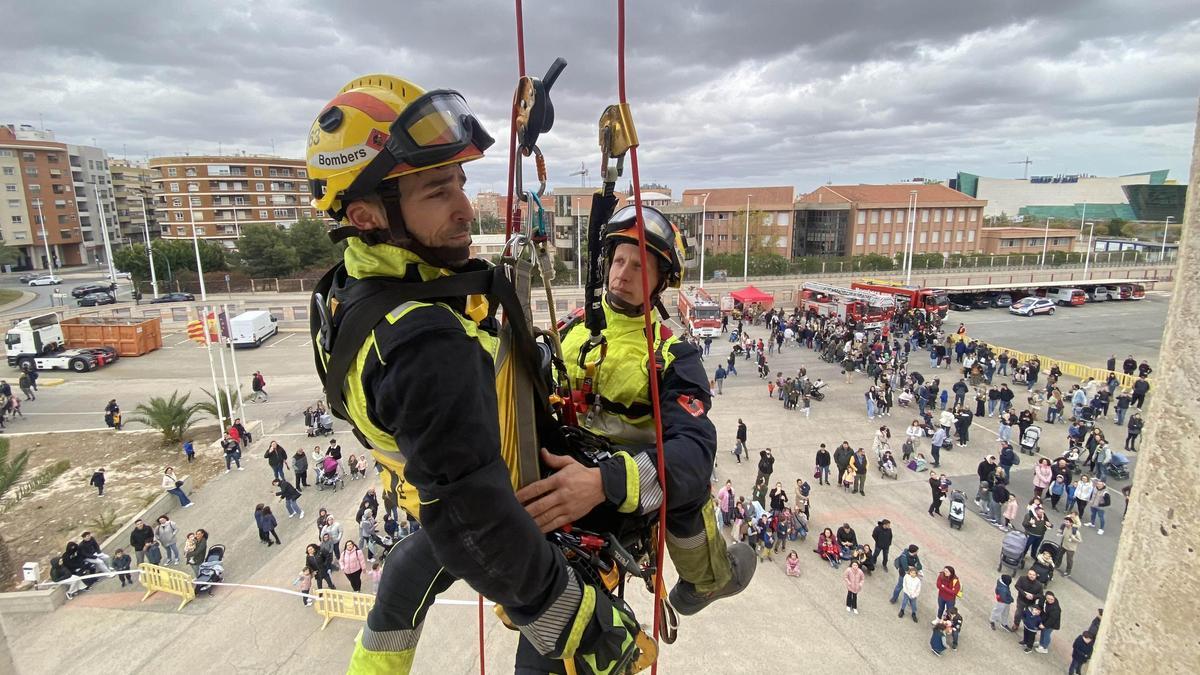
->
<box><xmin>313</xmin><ymin>588</ymin><xmax>375</xmax><ymax>630</ymax></box>
<box><xmin>138</xmin><ymin>562</ymin><xmax>196</xmax><ymax>611</ymax></box>
<box><xmin>950</xmin><ymin>335</ymin><xmax>1146</xmax><ymax>391</ymax></box>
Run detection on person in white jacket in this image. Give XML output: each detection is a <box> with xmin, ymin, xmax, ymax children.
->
<box><xmin>162</xmin><ymin>467</ymin><xmax>194</xmax><ymax>508</ymax></box>
<box><xmin>898</xmin><ymin>566</ymin><xmax>923</xmax><ymax>622</ymax></box>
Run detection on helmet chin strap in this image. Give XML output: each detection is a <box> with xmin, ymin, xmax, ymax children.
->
<box><xmin>371</xmin><ymin>191</ymin><xmax>471</xmax><ymax>269</ymax></box>
<box><xmin>605</xmin><ymin>290</ymin><xmax>670</xmax><ymax>320</ymax></box>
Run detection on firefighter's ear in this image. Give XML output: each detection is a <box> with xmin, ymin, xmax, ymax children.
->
<box><xmin>345</xmin><ymin>197</ymin><xmax>389</xmax><ymax>233</ymax></box>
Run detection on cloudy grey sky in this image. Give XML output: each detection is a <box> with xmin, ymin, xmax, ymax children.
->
<box><xmin>2</xmin><ymin>0</ymin><xmax>1196</xmax><ymax>195</ymax></box>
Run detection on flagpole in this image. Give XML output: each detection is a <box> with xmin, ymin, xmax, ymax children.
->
<box><xmin>222</xmin><ymin>303</ymin><xmax>248</xmax><ymax>424</ymax></box>
<box><xmin>198</xmin><ymin>306</ymin><xmax>224</xmax><ymax>424</ymax></box>
<box><xmin>212</xmin><ymin>305</ymin><xmax>233</xmax><ymax>429</ymax></box>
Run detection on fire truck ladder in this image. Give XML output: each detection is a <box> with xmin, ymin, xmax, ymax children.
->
<box><xmin>803</xmin><ymin>282</ymin><xmax>896</xmax><ymax>307</ymax></box>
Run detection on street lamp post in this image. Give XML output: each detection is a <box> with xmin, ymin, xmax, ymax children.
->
<box><xmin>1039</xmin><ymin>218</ymin><xmax>1050</xmax><ymax>268</ymax></box>
<box><xmin>905</xmin><ymin>190</ymin><xmax>918</xmax><ymax>284</ymax></box>
<box><xmin>187</xmin><ymin>199</ymin><xmax>208</xmax><ymax>300</ymax></box>
<box><xmin>1161</xmin><ymin>216</ymin><xmax>1174</xmax><ymax>262</ymax></box>
<box><xmin>699</xmin><ymin>192</ymin><xmax>710</xmax><ymax>287</ymax></box>
<box><xmin>743</xmin><ymin>194</ymin><xmax>752</xmax><ymax>281</ymax></box>
<box><xmin>137</xmin><ymin>194</ymin><xmax>159</xmax><ymax>297</ymax></box>
<box><xmin>1082</xmin><ymin>221</ymin><xmax>1096</xmax><ymax>279</ymax></box>
<box><xmin>93</xmin><ymin>187</ymin><xmax>117</xmax><ymax>281</ymax></box>
<box><xmin>34</xmin><ymin>200</ymin><xmax>54</xmax><ymax>276</ymax></box>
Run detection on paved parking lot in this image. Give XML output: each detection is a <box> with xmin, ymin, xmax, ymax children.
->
<box><xmin>1</xmin><ymin>294</ymin><xmax>1166</xmax><ymax>673</ymax></box>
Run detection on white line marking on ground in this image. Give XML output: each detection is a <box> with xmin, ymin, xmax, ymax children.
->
<box><xmin>268</xmin><ymin>334</ymin><xmax>295</xmax><ymax>347</ymax></box>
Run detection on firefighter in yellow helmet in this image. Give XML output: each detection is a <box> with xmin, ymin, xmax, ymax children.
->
<box><xmin>307</xmin><ymin>75</ymin><xmax>642</xmax><ymax>673</ymax></box>
<box><xmin>517</xmin><ymin>205</ymin><xmax>756</xmax><ymax>622</ymax></box>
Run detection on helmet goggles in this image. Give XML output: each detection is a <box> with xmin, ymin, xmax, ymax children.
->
<box><xmin>342</xmin><ymin>89</ymin><xmax>494</xmax><ymax>201</ymax></box>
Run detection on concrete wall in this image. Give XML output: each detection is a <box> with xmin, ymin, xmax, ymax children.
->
<box><xmin>1091</xmin><ymin>103</ymin><xmax>1199</xmax><ymax>672</ymax></box>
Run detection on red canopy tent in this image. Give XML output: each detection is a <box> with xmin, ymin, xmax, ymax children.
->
<box><xmin>729</xmin><ymin>285</ymin><xmax>774</xmax><ymax>308</ymax></box>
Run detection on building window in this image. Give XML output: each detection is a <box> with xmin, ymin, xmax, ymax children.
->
<box><xmin>6</xmin><ymin>199</ymin><xmax>18</xmax><ymax>208</ymax></box>
<box><xmin>895</xmin><ymin>209</ymin><xmax>904</xmax><ymax>224</ymax></box>
<box><xmin>174</xmin><ymin>212</ymin><xmax>184</xmax><ymax>221</ymax></box>
<box><xmin>869</xmin><ymin>210</ymin><xmax>878</xmax><ymax>225</ymax></box>
<box><xmin>172</xmin><ymin>197</ymin><xmax>182</xmax><ymax>207</ymax></box>
<box><xmin>273</xmin><ymin>208</ymin><xmax>290</xmax><ymax>217</ymax></box>
<box><xmin>856</xmin><ymin>211</ymin><xmax>866</xmax><ymax>225</ymax></box>
<box><xmin>185</xmin><ymin>168</ymin><xmax>197</xmax><ymax>177</ymax></box>
<box><xmin>958</xmin><ymin>209</ymin><xmax>965</xmax><ymax>222</ymax></box>
<box><xmin>895</xmin><ymin>232</ymin><xmax>903</xmax><ymax>245</ymax></box>
<box><xmin>13</xmin><ymin>232</ymin><xmax>25</xmax><ymax>240</ymax></box>
<box><xmin>22</xmin><ymin>152</ymin><xmax>36</xmax><ymax>162</ymax></box>
<box><xmin>5</xmin><ymin>184</ymin><xmax>16</xmax><ymax>192</ymax></box>
<box><xmin>11</xmin><ymin>215</ymin><xmax>23</xmax><ymax>224</ymax></box>
<box><xmin>946</xmin><ymin>208</ymin><xmax>954</xmax><ymax>222</ymax></box>
<box><xmin>169</xmin><ymin>182</ymin><xmax>179</xmax><ymax>192</ymax></box>
<box><xmin>0</xmin><ymin>150</ymin><xmax>12</xmax><ymax>157</ymax></box>
<box><xmin>257</xmin><ymin>196</ymin><xmax>266</xmax><ymax>205</ymax></box>
<box><xmin>24</xmin><ymin>167</ymin><xmax>38</xmax><ymax>176</ymax></box>
<box><xmin>855</xmin><ymin>233</ymin><xmax>864</xmax><ymax>246</ymax></box>
<box><xmin>303</xmin><ymin>210</ymin><xmax>311</xmax><ymax>217</ymax></box>
<box><xmin>256</xmin><ymin>182</ymin><xmax>265</xmax><ymax>191</ymax></box>
<box><xmin>189</xmin><ymin>196</ymin><xmax>201</xmax><ymax>207</ymax></box>
<box><xmin>955</xmin><ymin>230</ymin><xmax>963</xmax><ymax>242</ymax></box>
<box><xmin>254</xmin><ymin>167</ymin><xmax>263</xmax><ymax>176</ymax></box>
<box><xmin>269</xmin><ymin>168</ymin><xmax>278</xmax><ymax>177</ymax></box>
<box><xmin>882</xmin><ymin>232</ymin><xmax>890</xmax><ymax>245</ymax></box>
<box><xmin>187</xmin><ymin>182</ymin><xmax>199</xmax><ymax>192</ymax></box>
<box><xmin>167</xmin><ymin>167</ymin><xmax>178</xmax><ymax>177</ymax></box>
<box><xmin>944</xmin><ymin>230</ymin><xmax>951</xmax><ymax>244</ymax></box>
<box><xmin>919</xmin><ymin>231</ymin><xmax>927</xmax><ymax>244</ymax></box>
<box><xmin>883</xmin><ymin>210</ymin><xmax>892</xmax><ymax>224</ymax></box>
<box><xmin>968</xmin><ymin>230</ymin><xmax>975</xmax><ymax>243</ymax></box>
<box><xmin>931</xmin><ymin>231</ymin><xmax>939</xmax><ymax>243</ymax></box>
<box><xmin>298</xmin><ymin>169</ymin><xmax>306</xmax><ymax>178</ymax></box>
<box><xmin>2</xmin><ymin>167</ymin><xmax>12</xmax><ymax>176</ymax></box>
<box><xmin>920</xmin><ymin>209</ymin><xmax>928</xmax><ymax>223</ymax></box>
<box><xmin>969</xmin><ymin>209</ymin><xmax>977</xmax><ymax>222</ymax></box>
<box><xmin>259</xmin><ymin>210</ymin><xmax>268</xmax><ymax>219</ymax></box>
<box><xmin>933</xmin><ymin>210</ymin><xmax>941</xmax><ymax>223</ymax></box>
<box><xmin>866</xmin><ymin>232</ymin><xmax>876</xmax><ymax>245</ymax></box>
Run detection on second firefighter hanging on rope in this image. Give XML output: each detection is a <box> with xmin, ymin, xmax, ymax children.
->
<box><xmin>518</xmin><ymin>205</ymin><xmax>757</xmax><ymax>616</ymax></box>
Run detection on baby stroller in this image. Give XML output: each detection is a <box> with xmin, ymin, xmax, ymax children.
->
<box><xmin>808</xmin><ymin>381</ymin><xmax>827</xmax><ymax>402</ymax></box>
<box><xmin>1106</xmin><ymin>451</ymin><xmax>1131</xmax><ymax>480</ymax></box>
<box><xmin>1019</xmin><ymin>424</ymin><xmax>1041</xmax><ymax>455</ymax></box>
<box><xmin>307</xmin><ymin>412</ymin><xmax>333</xmax><ymax>437</ymax></box>
<box><xmin>1030</xmin><ymin>541</ymin><xmax>1061</xmax><ymax>585</ymax></box>
<box><xmin>317</xmin><ymin>456</ymin><xmax>344</xmax><ymax>491</ymax></box>
<box><xmin>194</xmin><ymin>544</ymin><xmax>225</xmax><ymax>595</ymax></box>
<box><xmin>1077</xmin><ymin>406</ymin><xmax>1097</xmax><ymax>432</ymax></box>
<box><xmin>947</xmin><ymin>490</ymin><xmax>966</xmax><ymax>529</ymax></box>
<box><xmin>878</xmin><ymin>451</ymin><xmax>899</xmax><ymax>480</ymax></box>
<box><xmin>997</xmin><ymin>530</ymin><xmax>1028</xmax><ymax>576</ymax></box>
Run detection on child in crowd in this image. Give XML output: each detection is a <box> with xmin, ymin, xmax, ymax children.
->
<box><xmin>785</xmin><ymin>551</ymin><xmax>800</xmax><ymax>577</ymax></box>
<box><xmin>112</xmin><ymin>548</ymin><xmax>133</xmax><ymax>587</ymax></box>
<box><xmin>1002</xmin><ymin>494</ymin><xmax>1020</xmax><ymax>530</ymax></box>
<box><xmin>990</xmin><ymin>574</ymin><xmax>1014</xmax><ymax>630</ymax></box>
<box><xmin>898</xmin><ymin>566</ymin><xmax>921</xmax><ymax>621</ymax></box>
<box><xmin>295</xmin><ymin>568</ymin><xmax>314</xmax><ymax>606</ymax></box>
<box><xmin>1020</xmin><ymin>605</ymin><xmax>1043</xmax><ymax>653</ymax></box>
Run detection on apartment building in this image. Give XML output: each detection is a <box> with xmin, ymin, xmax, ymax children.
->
<box><xmin>978</xmin><ymin>226</ymin><xmax>1080</xmax><ymax>255</ymax></box>
<box><xmin>110</xmin><ymin>160</ymin><xmax>158</xmax><ymax>243</ymax></box>
<box><xmin>795</xmin><ymin>183</ymin><xmax>987</xmax><ymax>257</ymax></box>
<box><xmin>0</xmin><ymin>124</ymin><xmax>86</xmax><ymax>268</ymax></box>
<box><xmin>679</xmin><ymin>187</ymin><xmax>794</xmax><ymax>257</ymax></box>
<box><xmin>549</xmin><ymin>187</ymin><xmax>628</xmax><ymax>279</ymax></box>
<box><xmin>149</xmin><ymin>155</ymin><xmax>312</xmax><ymax>242</ymax></box>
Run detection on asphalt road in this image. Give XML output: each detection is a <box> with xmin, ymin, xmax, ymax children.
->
<box><xmin>948</xmin><ymin>292</ymin><xmax>1169</xmax><ymax>368</ymax></box>
<box><xmin>0</xmin><ymin>268</ymin><xmax>139</xmax><ymax>311</ymax></box>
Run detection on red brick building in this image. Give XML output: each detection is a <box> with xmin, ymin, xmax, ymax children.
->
<box><xmin>680</xmin><ymin>186</ymin><xmax>794</xmax><ymax>257</ymax></box>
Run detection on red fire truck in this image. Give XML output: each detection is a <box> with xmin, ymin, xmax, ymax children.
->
<box><xmin>677</xmin><ymin>287</ymin><xmax>722</xmax><ymax>337</ymax></box>
<box><xmin>796</xmin><ymin>282</ymin><xmax>897</xmax><ymax>329</ymax></box>
<box><xmin>851</xmin><ymin>279</ymin><xmax>950</xmax><ymax>319</ymax></box>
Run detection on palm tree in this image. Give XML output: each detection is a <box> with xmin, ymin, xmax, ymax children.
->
<box><xmin>0</xmin><ymin>438</ymin><xmax>31</xmax><ymax>498</ymax></box>
<box><xmin>198</xmin><ymin>385</ymin><xmax>243</xmax><ymax>430</ymax></box>
<box><xmin>128</xmin><ymin>392</ymin><xmax>205</xmax><ymax>444</ymax></box>
<box><xmin>0</xmin><ymin>438</ymin><xmax>70</xmax><ymax>515</ymax></box>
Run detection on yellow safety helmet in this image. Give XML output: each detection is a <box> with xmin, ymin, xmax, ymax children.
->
<box><xmin>306</xmin><ymin>74</ymin><xmax>494</xmax><ymax>223</ymax></box>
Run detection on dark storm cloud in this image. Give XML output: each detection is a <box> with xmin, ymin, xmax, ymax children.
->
<box><xmin>0</xmin><ymin>0</ymin><xmax>1194</xmax><ymax>194</ymax></box>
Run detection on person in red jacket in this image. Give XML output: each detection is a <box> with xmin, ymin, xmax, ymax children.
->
<box><xmin>816</xmin><ymin>528</ymin><xmax>841</xmax><ymax>568</ymax></box>
<box><xmin>936</xmin><ymin>565</ymin><xmax>962</xmax><ymax>618</ymax></box>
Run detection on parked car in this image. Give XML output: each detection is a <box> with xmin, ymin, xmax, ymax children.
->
<box><xmin>989</xmin><ymin>293</ymin><xmax>1014</xmax><ymax>308</ymax></box>
<box><xmin>77</xmin><ymin>291</ymin><xmax>116</xmax><ymax>307</ymax></box>
<box><xmin>1009</xmin><ymin>297</ymin><xmax>1056</xmax><ymax>316</ymax></box>
<box><xmin>147</xmin><ymin>292</ymin><xmax>195</xmax><ymax>304</ymax></box>
<box><xmin>947</xmin><ymin>295</ymin><xmax>973</xmax><ymax>312</ymax></box>
<box><xmin>1088</xmin><ymin>287</ymin><xmax>1109</xmax><ymax>302</ymax></box>
<box><xmin>969</xmin><ymin>295</ymin><xmax>992</xmax><ymax>309</ymax></box>
<box><xmin>1116</xmin><ymin>283</ymin><xmax>1146</xmax><ymax>300</ymax></box>
<box><xmin>111</xmin><ymin>271</ymin><xmax>132</xmax><ymax>280</ymax></box>
<box><xmin>1051</xmin><ymin>288</ymin><xmax>1087</xmax><ymax>306</ymax></box>
<box><xmin>72</xmin><ymin>282</ymin><xmax>115</xmax><ymax>298</ymax></box>
<box><xmin>28</xmin><ymin>276</ymin><xmax>62</xmax><ymax>286</ymax></box>
<box><xmin>17</xmin><ymin>273</ymin><xmax>40</xmax><ymax>284</ymax></box>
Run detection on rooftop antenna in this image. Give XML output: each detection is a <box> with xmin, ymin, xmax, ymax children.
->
<box><xmin>1009</xmin><ymin>156</ymin><xmax>1033</xmax><ymax>180</ymax></box>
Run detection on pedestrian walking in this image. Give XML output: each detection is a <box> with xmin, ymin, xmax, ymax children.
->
<box><xmin>153</xmin><ymin>515</ymin><xmax>180</xmax><ymax>565</ymax></box>
<box><xmin>264</xmin><ymin>441</ymin><xmax>289</xmax><ymax>482</ymax></box>
<box><xmin>112</xmin><ymin>549</ymin><xmax>133</xmax><ymax>587</ymax></box>
<box><xmin>1068</xmin><ymin>631</ymin><xmax>1095</xmax><ymax>675</ymax></box>
<box><xmin>292</xmin><ymin>449</ymin><xmax>310</xmax><ymax>488</ymax></box>
<box><xmin>182</xmin><ymin>439</ymin><xmax>195</xmax><ymax>463</ymax></box>
<box><xmin>1059</xmin><ymin>513</ymin><xmax>1082</xmax><ymax>576</ymax></box>
<box><xmin>89</xmin><ymin>468</ymin><xmax>106</xmax><ymax>496</ymax></box>
<box><xmin>815</xmin><ymin>444</ymin><xmax>831</xmax><ymax>485</ymax></box>
<box><xmin>161</xmin><ymin>466</ymin><xmax>194</xmax><ymax>508</ymax></box>
<box><xmin>756</xmin><ymin>448</ymin><xmax>775</xmax><ymax>486</ymax></box>
<box><xmin>714</xmin><ymin>365</ymin><xmax>726</xmax><ymax>395</ymax></box>
<box><xmin>1086</xmin><ymin>479</ymin><xmax>1111</xmax><ymax>534</ymax></box>
<box><xmin>870</xmin><ymin>519</ymin><xmax>892</xmax><ymax>571</ymax></box>
<box><xmin>305</xmin><ymin>543</ymin><xmax>335</xmax><ymax>590</ymax></box>
<box><xmin>734</xmin><ymin>419</ymin><xmax>747</xmax><ymax>463</ymax></box>
<box><xmin>296</xmin><ymin>568</ymin><xmax>315</xmax><ymax>606</ymax></box>
<box><xmin>255</xmin><ymin>503</ymin><xmax>270</xmax><ymax>544</ymax></box>
<box><xmin>261</xmin><ymin>505</ymin><xmax>281</xmax><ymax>546</ymax></box>
<box><xmin>273</xmin><ymin>478</ymin><xmax>304</xmax><ymax>518</ymax></box>
<box><xmin>250</xmin><ymin>370</ymin><xmax>268</xmax><ymax>402</ymax></box>
<box><xmin>18</xmin><ymin>371</ymin><xmax>34</xmax><ymax>400</ymax></box>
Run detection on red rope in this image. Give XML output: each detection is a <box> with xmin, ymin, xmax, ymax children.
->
<box><xmin>503</xmin><ymin>0</ymin><xmax>528</xmax><ymax>247</ymax></box>
<box><xmin>617</xmin><ymin>1</ymin><xmax>668</xmax><ymax>672</ymax></box>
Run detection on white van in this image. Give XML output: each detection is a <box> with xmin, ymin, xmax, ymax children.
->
<box><xmin>229</xmin><ymin>310</ymin><xmax>278</xmax><ymax>348</ymax></box>
<box><xmin>1051</xmin><ymin>288</ymin><xmax>1087</xmax><ymax>306</ymax></box>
